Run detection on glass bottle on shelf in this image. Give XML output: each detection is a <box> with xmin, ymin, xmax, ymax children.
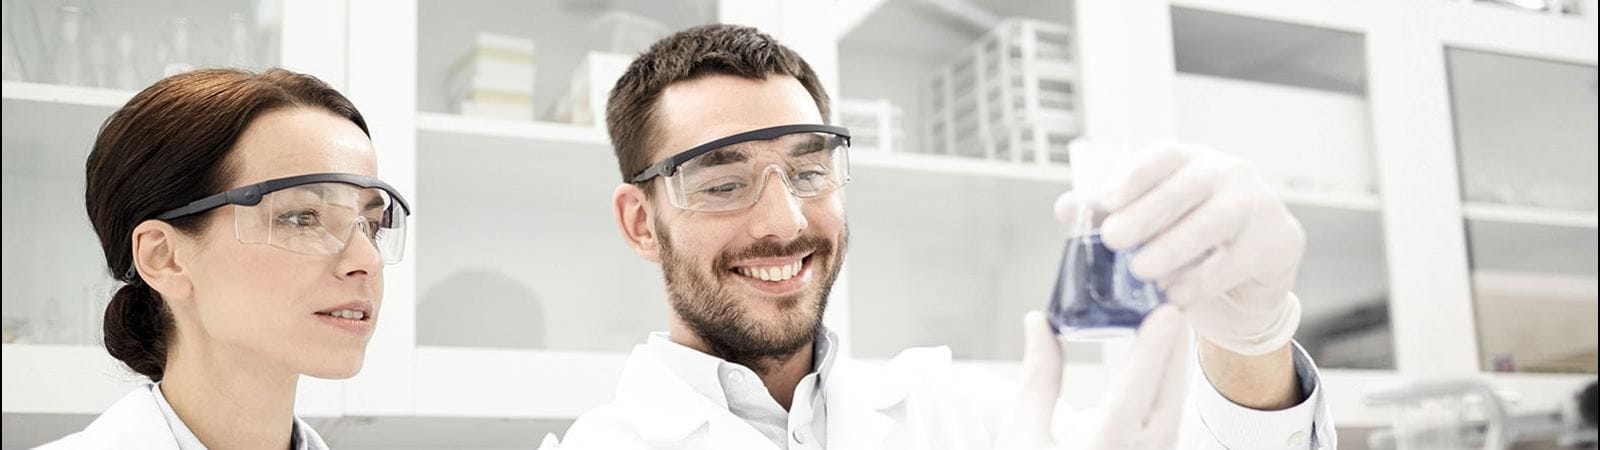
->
<box><xmin>2</xmin><ymin>316</ymin><xmax>30</xmax><ymax>344</ymax></box>
<box><xmin>51</xmin><ymin>5</ymin><xmax>86</xmax><ymax>86</ymax></box>
<box><xmin>162</xmin><ymin>17</ymin><xmax>194</xmax><ymax>76</ymax></box>
<box><xmin>112</xmin><ymin>33</ymin><xmax>139</xmax><ymax>90</ymax></box>
<box><xmin>87</xmin><ymin>34</ymin><xmax>110</xmax><ymax>88</ymax></box>
<box><xmin>3</xmin><ymin>0</ymin><xmax>23</xmax><ymax>81</ymax></box>
<box><xmin>226</xmin><ymin>13</ymin><xmax>252</xmax><ymax>68</ymax></box>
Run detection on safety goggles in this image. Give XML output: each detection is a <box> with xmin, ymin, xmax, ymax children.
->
<box><xmin>630</xmin><ymin>124</ymin><xmax>852</xmax><ymax>212</ymax></box>
<box><xmin>153</xmin><ymin>173</ymin><xmax>412</xmax><ymax>264</ymax></box>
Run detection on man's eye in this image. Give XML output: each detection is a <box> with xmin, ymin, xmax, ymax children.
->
<box><xmin>704</xmin><ymin>182</ymin><xmax>746</xmax><ymax>194</ymax></box>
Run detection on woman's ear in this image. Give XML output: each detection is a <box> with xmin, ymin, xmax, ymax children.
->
<box><xmin>614</xmin><ymin>183</ymin><xmax>661</xmax><ymax>263</ymax></box>
<box><xmin>130</xmin><ymin>219</ymin><xmax>194</xmax><ymax>304</ymax></box>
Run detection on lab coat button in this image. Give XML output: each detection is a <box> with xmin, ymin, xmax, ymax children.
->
<box><xmin>792</xmin><ymin>429</ymin><xmax>808</xmax><ymax>445</ymax></box>
<box><xmin>1288</xmin><ymin>431</ymin><xmax>1308</xmax><ymax>447</ymax></box>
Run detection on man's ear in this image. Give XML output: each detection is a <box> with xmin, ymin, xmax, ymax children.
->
<box><xmin>614</xmin><ymin>183</ymin><xmax>661</xmax><ymax>263</ymax></box>
<box><xmin>130</xmin><ymin>219</ymin><xmax>194</xmax><ymax>305</ymax></box>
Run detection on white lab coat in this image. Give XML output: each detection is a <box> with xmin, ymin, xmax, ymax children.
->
<box><xmin>557</xmin><ymin>343</ymin><xmax>1334</xmax><ymax>450</ymax></box>
<box><xmin>34</xmin><ymin>385</ymin><xmax>329</xmax><ymax>450</ymax></box>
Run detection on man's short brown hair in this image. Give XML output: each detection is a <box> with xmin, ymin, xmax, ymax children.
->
<box><xmin>606</xmin><ymin>24</ymin><xmax>831</xmax><ymax>184</ymax></box>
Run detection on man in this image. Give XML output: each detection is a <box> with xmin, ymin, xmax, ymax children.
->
<box><xmin>558</xmin><ymin>24</ymin><xmax>1333</xmax><ymax>449</ymax></box>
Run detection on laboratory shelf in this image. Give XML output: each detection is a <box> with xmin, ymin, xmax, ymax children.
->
<box><xmin>411</xmin><ymin>347</ymin><xmax>626</xmax><ymax>418</ymax></box>
<box><xmin>0</xmin><ymin>344</ymin><xmax>344</xmax><ymax>417</ymax></box>
<box><xmin>1471</xmin><ymin>269</ymin><xmax>1598</xmax><ymax>373</ymax></box>
<box><xmin>416</xmin><ymin>110</ymin><xmax>1384</xmax><ymax>218</ymax></box>
<box><xmin>1170</xmin><ymin>0</ymin><xmax>1599</xmax><ymax>61</ymax></box>
<box><xmin>1279</xmin><ymin>189</ymin><xmax>1382</xmax><ymax>212</ymax></box>
<box><xmin>850</xmin><ymin>150</ymin><xmax>1072</xmax><ymax>184</ymax></box>
<box><xmin>412</xmin><ymin>119</ymin><xmax>665</xmax><ymax>353</ymax></box>
<box><xmin>1168</xmin><ymin>0</ymin><xmax>1379</xmax><ymax>32</ymax></box>
<box><xmin>415</xmin><ymin>112</ymin><xmax>608</xmax><ymax>147</ymax></box>
<box><xmin>0</xmin><ymin>82</ymin><xmax>133</xmax><ymax>109</ymax></box>
<box><xmin>1462</xmin><ymin>202</ymin><xmax>1599</xmax><ymax>229</ymax></box>
<box><xmin>1436</xmin><ymin>0</ymin><xmax>1599</xmax><ymax>65</ymax></box>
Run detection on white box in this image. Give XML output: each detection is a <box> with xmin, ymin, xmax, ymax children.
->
<box><xmin>586</xmin><ymin>10</ymin><xmax>670</xmax><ymax>55</ymax></box>
<box><xmin>448</xmin><ymin>57</ymin><xmax>536</xmax><ymax>96</ymax></box>
<box><xmin>447</xmin><ymin>32</ymin><xmax>537</xmax><ymax>121</ymax></box>
<box><xmin>834</xmin><ymin>98</ymin><xmax>903</xmax><ymax>152</ymax></box>
<box><xmin>459</xmin><ymin>100</ymin><xmax>534</xmax><ymax>121</ymax></box>
<box><xmin>560</xmin><ymin>51</ymin><xmax>633</xmax><ymax>129</ymax></box>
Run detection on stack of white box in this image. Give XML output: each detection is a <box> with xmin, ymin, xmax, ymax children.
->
<box><xmin>925</xmin><ymin>19</ymin><xmax>1080</xmax><ymax>165</ymax></box>
<box><xmin>448</xmin><ymin>32</ymin><xmax>537</xmax><ymax>121</ymax></box>
<box><xmin>833</xmin><ymin>98</ymin><xmax>904</xmax><ymax>153</ymax></box>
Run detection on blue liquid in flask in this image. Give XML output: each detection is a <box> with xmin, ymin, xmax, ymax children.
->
<box><xmin>1048</xmin><ymin>233</ymin><xmax>1166</xmax><ymax>340</ymax></box>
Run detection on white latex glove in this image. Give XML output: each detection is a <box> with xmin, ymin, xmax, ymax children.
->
<box><xmin>1054</xmin><ymin>141</ymin><xmax>1305</xmax><ymax>356</ymax></box>
<box><xmin>998</xmin><ymin>307</ymin><xmax>1191</xmax><ymax>450</ymax></box>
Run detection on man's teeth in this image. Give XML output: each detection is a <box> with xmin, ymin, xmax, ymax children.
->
<box><xmin>325</xmin><ymin>309</ymin><xmax>366</xmax><ymax>320</ymax></box>
<box><xmin>736</xmin><ymin>260</ymin><xmax>803</xmax><ymax>282</ymax></box>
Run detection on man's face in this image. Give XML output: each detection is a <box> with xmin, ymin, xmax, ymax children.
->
<box><xmin>619</xmin><ymin>74</ymin><xmax>848</xmax><ymax>365</ymax></box>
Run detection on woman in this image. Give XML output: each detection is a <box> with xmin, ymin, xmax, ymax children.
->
<box><xmin>41</xmin><ymin>67</ymin><xmax>410</xmax><ymax>449</ymax></box>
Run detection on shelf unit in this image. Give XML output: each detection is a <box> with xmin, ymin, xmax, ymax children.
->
<box><xmin>4</xmin><ymin>0</ymin><xmax>1597</xmax><ymax>448</ymax></box>
<box><xmin>0</xmin><ymin>81</ymin><xmax>132</xmax><ymax>107</ymax></box>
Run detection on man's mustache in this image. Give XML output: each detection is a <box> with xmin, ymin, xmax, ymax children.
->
<box><xmin>715</xmin><ymin>234</ymin><xmax>835</xmax><ymax>271</ymax></box>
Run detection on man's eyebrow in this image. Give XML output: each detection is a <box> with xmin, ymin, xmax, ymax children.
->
<box><xmin>698</xmin><ymin>146</ymin><xmax>750</xmax><ymax>167</ymax></box>
<box><xmin>788</xmin><ymin>134</ymin><xmax>829</xmax><ymax>157</ymax></box>
<box><xmin>362</xmin><ymin>193</ymin><xmax>387</xmax><ymax>211</ymax></box>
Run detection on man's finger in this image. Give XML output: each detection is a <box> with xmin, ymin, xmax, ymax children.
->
<box><xmin>1096</xmin><ymin>143</ymin><xmax>1198</xmax><ymax>212</ymax></box>
<box><xmin>1091</xmin><ymin>306</ymin><xmax>1186</xmax><ymax>448</ymax></box>
<box><xmin>1003</xmin><ymin>311</ymin><xmax>1066</xmax><ymax>448</ymax></box>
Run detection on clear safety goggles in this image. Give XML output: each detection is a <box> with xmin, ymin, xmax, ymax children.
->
<box><xmin>630</xmin><ymin>124</ymin><xmax>852</xmax><ymax>212</ymax></box>
<box><xmin>153</xmin><ymin>173</ymin><xmax>412</xmax><ymax>264</ymax></box>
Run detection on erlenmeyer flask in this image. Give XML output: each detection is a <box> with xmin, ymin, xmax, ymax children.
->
<box><xmin>1047</xmin><ymin>140</ymin><xmax>1165</xmax><ymax>340</ymax></box>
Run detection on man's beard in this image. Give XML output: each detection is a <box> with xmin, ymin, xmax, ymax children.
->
<box><xmin>657</xmin><ymin>221</ymin><xmax>847</xmax><ymax>374</ymax></box>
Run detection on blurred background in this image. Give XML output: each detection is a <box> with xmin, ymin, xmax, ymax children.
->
<box><xmin>2</xmin><ymin>0</ymin><xmax>1596</xmax><ymax>448</ymax></box>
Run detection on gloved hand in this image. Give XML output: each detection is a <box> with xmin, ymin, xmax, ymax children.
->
<box><xmin>997</xmin><ymin>307</ymin><xmax>1191</xmax><ymax>450</ymax></box>
<box><xmin>1054</xmin><ymin>141</ymin><xmax>1304</xmax><ymax>357</ymax></box>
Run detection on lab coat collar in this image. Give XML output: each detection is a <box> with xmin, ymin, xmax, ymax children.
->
<box><xmin>613</xmin><ymin>329</ymin><xmax>911</xmax><ymax>447</ymax></box>
<box><xmin>821</xmin><ymin>349</ymin><xmax>924</xmax><ymax>448</ymax></box>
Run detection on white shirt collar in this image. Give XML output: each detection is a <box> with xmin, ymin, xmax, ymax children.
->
<box><xmin>644</xmin><ymin>327</ymin><xmax>839</xmax><ymax>401</ymax></box>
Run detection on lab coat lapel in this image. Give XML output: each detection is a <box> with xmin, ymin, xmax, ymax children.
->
<box><xmin>615</xmin><ymin>344</ymin><xmax>710</xmax><ymax>443</ymax></box>
<box><xmin>824</xmin><ymin>358</ymin><xmax>908</xmax><ymax>449</ymax></box>
<box><xmin>41</xmin><ymin>386</ymin><xmax>181</xmax><ymax>450</ymax></box>
<box><xmin>613</xmin><ymin>345</ymin><xmax>774</xmax><ymax>449</ymax></box>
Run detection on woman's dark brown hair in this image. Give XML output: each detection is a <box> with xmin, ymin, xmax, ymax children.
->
<box><xmin>85</xmin><ymin>68</ymin><xmax>369</xmax><ymax>381</ymax></box>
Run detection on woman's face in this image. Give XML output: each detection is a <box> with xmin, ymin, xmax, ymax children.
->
<box><xmin>178</xmin><ymin>106</ymin><xmax>384</xmax><ymax>379</ymax></box>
